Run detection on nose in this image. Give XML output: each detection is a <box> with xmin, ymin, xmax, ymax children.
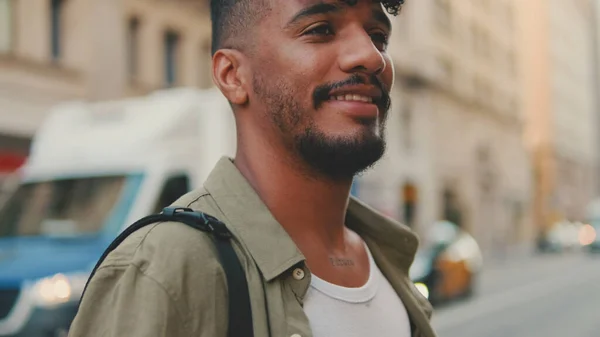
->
<box><xmin>338</xmin><ymin>28</ymin><xmax>387</xmax><ymax>76</ymax></box>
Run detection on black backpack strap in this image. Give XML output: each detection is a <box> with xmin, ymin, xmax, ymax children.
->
<box><xmin>80</xmin><ymin>207</ymin><xmax>254</xmax><ymax>337</ymax></box>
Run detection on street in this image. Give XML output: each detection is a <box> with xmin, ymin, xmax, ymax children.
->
<box><xmin>432</xmin><ymin>252</ymin><xmax>600</xmax><ymax>337</ymax></box>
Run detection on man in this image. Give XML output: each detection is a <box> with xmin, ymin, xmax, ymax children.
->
<box><xmin>69</xmin><ymin>0</ymin><xmax>436</xmax><ymax>336</ymax></box>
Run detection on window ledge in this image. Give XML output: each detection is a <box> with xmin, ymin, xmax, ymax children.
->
<box><xmin>0</xmin><ymin>53</ymin><xmax>82</xmax><ymax>81</ymax></box>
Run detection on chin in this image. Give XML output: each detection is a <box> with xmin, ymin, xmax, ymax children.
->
<box><xmin>295</xmin><ymin>125</ymin><xmax>386</xmax><ymax>181</ymax></box>
<box><xmin>322</xmin><ymin>120</ymin><xmax>383</xmax><ymax>140</ymax></box>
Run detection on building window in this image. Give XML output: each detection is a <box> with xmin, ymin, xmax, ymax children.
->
<box><xmin>473</xmin><ymin>76</ymin><xmax>492</xmax><ymax>104</ymax></box>
<box><xmin>505</xmin><ymin>4</ymin><xmax>514</xmax><ymax>31</ymax></box>
<box><xmin>127</xmin><ymin>17</ymin><xmax>140</xmax><ymax>81</ymax></box>
<box><xmin>477</xmin><ymin>81</ymin><xmax>492</xmax><ymax>106</ymax></box>
<box><xmin>50</xmin><ymin>0</ymin><xmax>64</xmax><ymax>60</ymax></box>
<box><xmin>481</xmin><ymin>83</ymin><xmax>492</xmax><ymax>105</ymax></box>
<box><xmin>401</xmin><ymin>103</ymin><xmax>413</xmax><ymax>151</ymax></box>
<box><xmin>0</xmin><ymin>0</ymin><xmax>14</xmax><ymax>53</ymax></box>
<box><xmin>472</xmin><ymin>23</ymin><xmax>493</xmax><ymax>60</ymax></box>
<box><xmin>434</xmin><ymin>0</ymin><xmax>451</xmax><ymax>34</ymax></box>
<box><xmin>198</xmin><ymin>40</ymin><xmax>212</xmax><ymax>88</ymax></box>
<box><xmin>508</xmin><ymin>96</ymin><xmax>519</xmax><ymax>116</ymax></box>
<box><xmin>164</xmin><ymin>30</ymin><xmax>180</xmax><ymax>87</ymax></box>
<box><xmin>480</xmin><ymin>0</ymin><xmax>490</xmax><ymax>11</ymax></box>
<box><xmin>507</xmin><ymin>50</ymin><xmax>516</xmax><ymax>77</ymax></box>
<box><xmin>476</xmin><ymin>145</ymin><xmax>495</xmax><ymax>195</ymax></box>
<box><xmin>437</xmin><ymin>55</ymin><xmax>454</xmax><ymax>86</ymax></box>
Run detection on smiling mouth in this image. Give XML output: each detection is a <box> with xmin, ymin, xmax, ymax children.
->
<box><xmin>329</xmin><ymin>94</ymin><xmax>374</xmax><ymax>103</ymax></box>
<box><xmin>325</xmin><ymin>94</ymin><xmax>380</xmax><ymax>120</ymax></box>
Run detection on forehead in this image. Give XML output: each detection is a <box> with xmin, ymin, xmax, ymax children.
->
<box><xmin>265</xmin><ymin>0</ymin><xmax>390</xmax><ymax>30</ymax></box>
<box><xmin>270</xmin><ymin>0</ymin><xmax>386</xmax><ymax>17</ymax></box>
<box><xmin>290</xmin><ymin>0</ymin><xmax>379</xmax><ymax>7</ymax></box>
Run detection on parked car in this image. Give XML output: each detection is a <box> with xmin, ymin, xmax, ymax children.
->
<box><xmin>410</xmin><ymin>221</ymin><xmax>483</xmax><ymax>305</ymax></box>
<box><xmin>537</xmin><ymin>221</ymin><xmax>583</xmax><ymax>253</ymax></box>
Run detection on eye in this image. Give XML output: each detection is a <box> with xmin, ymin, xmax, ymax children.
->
<box><xmin>304</xmin><ymin>23</ymin><xmax>335</xmax><ymax>37</ymax></box>
<box><xmin>370</xmin><ymin>32</ymin><xmax>389</xmax><ymax>50</ymax></box>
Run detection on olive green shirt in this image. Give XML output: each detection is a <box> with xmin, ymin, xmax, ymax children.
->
<box><xmin>69</xmin><ymin>157</ymin><xmax>436</xmax><ymax>337</ymax></box>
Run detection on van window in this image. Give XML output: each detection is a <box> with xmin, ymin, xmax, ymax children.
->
<box><xmin>0</xmin><ymin>174</ymin><xmax>144</xmax><ymax>238</ymax></box>
<box><xmin>153</xmin><ymin>175</ymin><xmax>190</xmax><ymax>213</ymax></box>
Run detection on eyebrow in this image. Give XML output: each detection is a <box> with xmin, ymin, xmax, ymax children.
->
<box><xmin>286</xmin><ymin>2</ymin><xmax>392</xmax><ymax>31</ymax></box>
<box><xmin>286</xmin><ymin>2</ymin><xmax>343</xmax><ymax>28</ymax></box>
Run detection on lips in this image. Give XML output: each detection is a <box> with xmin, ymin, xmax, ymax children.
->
<box><xmin>325</xmin><ymin>96</ymin><xmax>380</xmax><ymax>120</ymax></box>
<box><xmin>312</xmin><ymin>74</ymin><xmax>391</xmax><ymax>112</ymax></box>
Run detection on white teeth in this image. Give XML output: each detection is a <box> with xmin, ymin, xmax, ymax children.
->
<box><xmin>330</xmin><ymin>95</ymin><xmax>373</xmax><ymax>103</ymax></box>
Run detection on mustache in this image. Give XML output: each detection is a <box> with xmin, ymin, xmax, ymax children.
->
<box><xmin>313</xmin><ymin>74</ymin><xmax>391</xmax><ymax>112</ymax></box>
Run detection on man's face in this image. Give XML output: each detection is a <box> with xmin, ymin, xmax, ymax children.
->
<box><xmin>249</xmin><ymin>0</ymin><xmax>395</xmax><ymax>180</ymax></box>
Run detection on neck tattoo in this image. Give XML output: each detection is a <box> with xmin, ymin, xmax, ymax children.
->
<box><xmin>329</xmin><ymin>257</ymin><xmax>355</xmax><ymax>267</ymax></box>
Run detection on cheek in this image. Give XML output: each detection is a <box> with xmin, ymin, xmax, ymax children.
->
<box><xmin>382</xmin><ymin>54</ymin><xmax>395</xmax><ymax>91</ymax></box>
<box><xmin>279</xmin><ymin>46</ymin><xmax>333</xmax><ymax>86</ymax></box>
<box><xmin>258</xmin><ymin>49</ymin><xmax>318</xmax><ymax>92</ymax></box>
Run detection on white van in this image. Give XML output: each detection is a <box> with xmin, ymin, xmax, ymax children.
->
<box><xmin>0</xmin><ymin>87</ymin><xmax>236</xmax><ymax>336</ymax></box>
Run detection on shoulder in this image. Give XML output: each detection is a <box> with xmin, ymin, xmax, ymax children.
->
<box><xmin>77</xmin><ymin>188</ymin><xmax>230</xmax><ymax>335</ymax></box>
<box><xmin>104</xmin><ymin>188</ymin><xmax>223</xmax><ymax>262</ymax></box>
<box><xmin>98</xmin><ymin>187</ymin><xmax>229</xmax><ymax>304</ymax></box>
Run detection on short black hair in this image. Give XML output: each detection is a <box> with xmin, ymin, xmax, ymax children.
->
<box><xmin>210</xmin><ymin>0</ymin><xmax>405</xmax><ymax>55</ymax></box>
<box><xmin>210</xmin><ymin>0</ymin><xmax>266</xmax><ymax>55</ymax></box>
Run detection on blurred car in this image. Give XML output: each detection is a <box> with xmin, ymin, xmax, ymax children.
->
<box><xmin>537</xmin><ymin>221</ymin><xmax>582</xmax><ymax>253</ymax></box>
<box><xmin>410</xmin><ymin>221</ymin><xmax>483</xmax><ymax>305</ymax></box>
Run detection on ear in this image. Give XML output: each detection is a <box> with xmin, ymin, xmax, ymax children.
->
<box><xmin>212</xmin><ymin>49</ymin><xmax>249</xmax><ymax>105</ymax></box>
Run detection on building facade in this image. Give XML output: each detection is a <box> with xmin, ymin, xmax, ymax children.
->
<box><xmin>358</xmin><ymin>0</ymin><xmax>534</xmax><ymax>252</ymax></box>
<box><xmin>521</xmin><ymin>0</ymin><xmax>598</xmax><ymax>232</ymax></box>
<box><xmin>5</xmin><ymin>0</ymin><xmax>598</xmax><ymax>253</ymax></box>
<box><xmin>0</xmin><ymin>0</ymin><xmax>212</xmax><ymax>155</ymax></box>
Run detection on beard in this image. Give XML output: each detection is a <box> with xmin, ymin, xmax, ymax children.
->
<box><xmin>252</xmin><ymin>72</ymin><xmax>388</xmax><ymax>181</ymax></box>
<box><xmin>295</xmin><ymin>123</ymin><xmax>386</xmax><ymax>181</ymax></box>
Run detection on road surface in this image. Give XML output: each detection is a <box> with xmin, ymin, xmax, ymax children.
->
<box><xmin>431</xmin><ymin>251</ymin><xmax>600</xmax><ymax>337</ymax></box>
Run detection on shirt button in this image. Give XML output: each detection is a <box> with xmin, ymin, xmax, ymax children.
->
<box><xmin>292</xmin><ymin>268</ymin><xmax>305</xmax><ymax>280</ymax></box>
<box><xmin>291</xmin><ymin>334</ymin><xmax>302</xmax><ymax>337</ymax></box>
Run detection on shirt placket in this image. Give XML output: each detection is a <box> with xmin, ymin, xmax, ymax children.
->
<box><xmin>282</xmin><ymin>263</ymin><xmax>312</xmax><ymax>337</ymax></box>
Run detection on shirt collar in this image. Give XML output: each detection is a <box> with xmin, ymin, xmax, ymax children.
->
<box><xmin>346</xmin><ymin>198</ymin><xmax>419</xmax><ymax>272</ymax></box>
<box><xmin>204</xmin><ymin>157</ymin><xmax>419</xmax><ymax>281</ymax></box>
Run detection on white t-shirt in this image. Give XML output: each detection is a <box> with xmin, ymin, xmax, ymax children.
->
<box><xmin>303</xmin><ymin>246</ymin><xmax>412</xmax><ymax>337</ymax></box>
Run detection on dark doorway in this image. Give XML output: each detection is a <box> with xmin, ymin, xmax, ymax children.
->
<box><xmin>442</xmin><ymin>187</ymin><xmax>463</xmax><ymax>228</ymax></box>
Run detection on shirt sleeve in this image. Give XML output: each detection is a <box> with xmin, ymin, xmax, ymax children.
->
<box><xmin>68</xmin><ymin>264</ymin><xmax>191</xmax><ymax>337</ymax></box>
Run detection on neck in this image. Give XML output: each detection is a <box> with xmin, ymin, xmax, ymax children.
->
<box><xmin>234</xmin><ymin>137</ymin><xmax>354</xmax><ymax>251</ymax></box>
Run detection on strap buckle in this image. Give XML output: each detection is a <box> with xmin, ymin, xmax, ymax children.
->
<box><xmin>162</xmin><ymin>207</ymin><xmax>232</xmax><ymax>240</ymax></box>
<box><xmin>162</xmin><ymin>207</ymin><xmax>194</xmax><ymax>216</ymax></box>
